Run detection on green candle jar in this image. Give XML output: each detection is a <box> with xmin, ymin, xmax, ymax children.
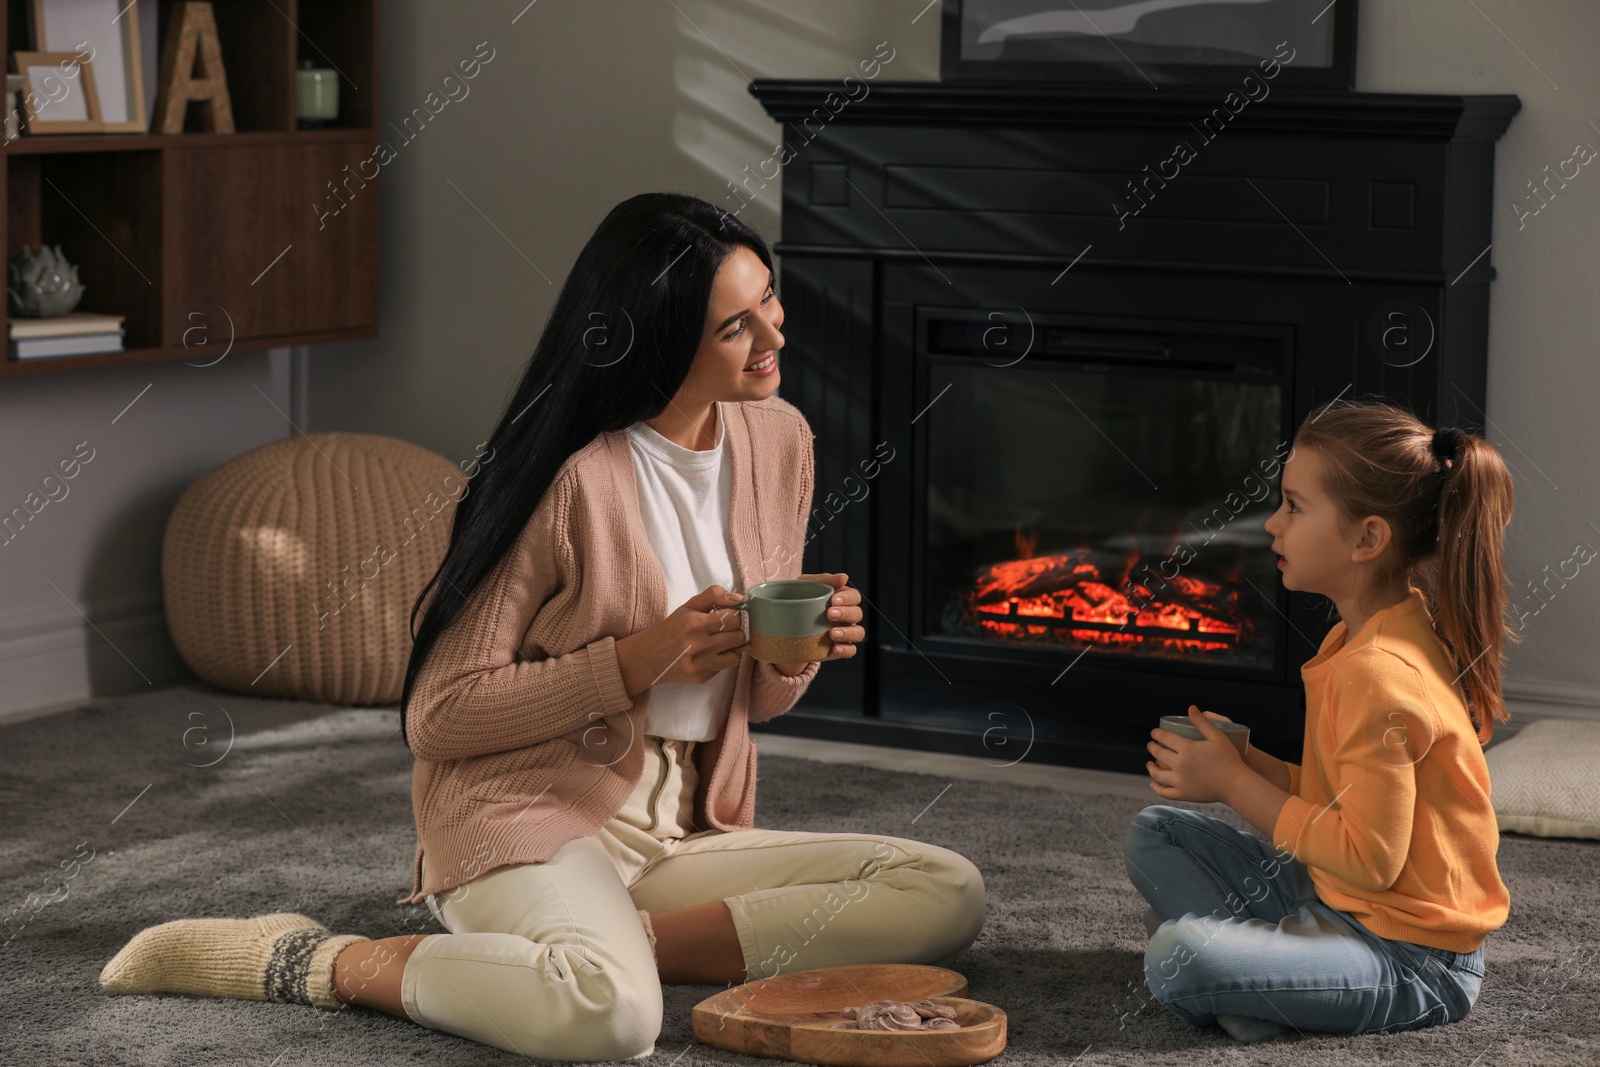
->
<box><xmin>296</xmin><ymin>60</ymin><xmax>338</xmax><ymax>128</ymax></box>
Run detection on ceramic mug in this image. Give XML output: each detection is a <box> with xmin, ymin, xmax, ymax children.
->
<box><xmin>1158</xmin><ymin>714</ymin><xmax>1251</xmax><ymax>757</ymax></box>
<box><xmin>731</xmin><ymin>579</ymin><xmax>836</xmax><ymax>663</ymax></box>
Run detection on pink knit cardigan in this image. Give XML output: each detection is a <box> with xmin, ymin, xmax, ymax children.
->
<box><xmin>397</xmin><ymin>395</ymin><xmax>821</xmax><ymax>905</ymax></box>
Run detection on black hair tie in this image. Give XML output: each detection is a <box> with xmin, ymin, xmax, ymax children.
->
<box><xmin>1432</xmin><ymin>426</ymin><xmax>1465</xmax><ymax>466</ymax></box>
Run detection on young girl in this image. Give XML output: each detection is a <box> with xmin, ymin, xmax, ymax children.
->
<box><xmin>97</xmin><ymin>194</ymin><xmax>985</xmax><ymax>1060</ymax></box>
<box><xmin>1128</xmin><ymin>398</ymin><xmax>1515</xmax><ymax>1042</ymax></box>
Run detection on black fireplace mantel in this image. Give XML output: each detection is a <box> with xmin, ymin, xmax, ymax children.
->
<box><xmin>748</xmin><ymin>78</ymin><xmax>1521</xmax><ymax>772</ymax></box>
<box><xmin>750</xmin><ymin>79</ymin><xmax>1520</xmax><ymax>140</ymax></box>
<box><xmin>745</xmin><ymin>79</ymin><xmax>1521</xmax><ymax>287</ymax></box>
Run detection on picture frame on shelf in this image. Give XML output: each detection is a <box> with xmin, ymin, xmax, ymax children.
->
<box><xmin>28</xmin><ymin>0</ymin><xmax>148</xmax><ymax>132</ymax></box>
<box><xmin>4</xmin><ymin>73</ymin><xmax>28</xmax><ymax>142</ymax></box>
<box><xmin>939</xmin><ymin>0</ymin><xmax>1358</xmax><ymax>89</ymax></box>
<box><xmin>10</xmin><ymin>50</ymin><xmax>103</xmax><ymax>134</ymax></box>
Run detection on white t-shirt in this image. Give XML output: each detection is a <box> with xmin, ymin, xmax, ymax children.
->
<box><xmin>626</xmin><ymin>401</ymin><xmax>738</xmax><ymax>742</ymax></box>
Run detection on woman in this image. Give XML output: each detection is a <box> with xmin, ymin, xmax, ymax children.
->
<box><xmin>99</xmin><ymin>193</ymin><xmax>986</xmax><ymax>1060</ymax></box>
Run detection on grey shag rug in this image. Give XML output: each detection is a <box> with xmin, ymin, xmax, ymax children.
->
<box><xmin>2</xmin><ymin>685</ymin><xmax>1596</xmax><ymax>1066</ymax></box>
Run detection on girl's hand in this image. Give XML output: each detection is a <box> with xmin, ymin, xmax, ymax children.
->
<box><xmin>614</xmin><ymin>584</ymin><xmax>751</xmax><ymax>697</ymax></box>
<box><xmin>772</xmin><ymin>572</ymin><xmax>864</xmax><ymax>675</ymax></box>
<box><xmin>1146</xmin><ymin>705</ymin><xmax>1245</xmax><ymax>804</ymax></box>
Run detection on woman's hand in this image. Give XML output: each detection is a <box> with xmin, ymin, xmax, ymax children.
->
<box><xmin>1146</xmin><ymin>705</ymin><xmax>1245</xmax><ymax>804</ymax></box>
<box><xmin>614</xmin><ymin>585</ymin><xmax>751</xmax><ymax>698</ymax></box>
<box><xmin>772</xmin><ymin>572</ymin><xmax>864</xmax><ymax>676</ymax></box>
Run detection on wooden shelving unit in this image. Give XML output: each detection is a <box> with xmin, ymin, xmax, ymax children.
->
<box><xmin>1</xmin><ymin>0</ymin><xmax>380</xmax><ymax>377</ymax></box>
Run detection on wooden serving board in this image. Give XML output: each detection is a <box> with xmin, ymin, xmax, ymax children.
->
<box><xmin>692</xmin><ymin>964</ymin><xmax>1007</xmax><ymax>1067</ymax></box>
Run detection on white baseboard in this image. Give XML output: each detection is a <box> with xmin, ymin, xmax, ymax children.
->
<box><xmin>1504</xmin><ymin>678</ymin><xmax>1600</xmax><ymax>724</ymax></box>
<box><xmin>0</xmin><ymin>592</ymin><xmax>192</xmax><ymax>723</ymax></box>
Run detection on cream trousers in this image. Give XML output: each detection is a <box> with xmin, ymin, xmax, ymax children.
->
<box><xmin>399</xmin><ymin>736</ymin><xmax>986</xmax><ymax>1061</ymax></box>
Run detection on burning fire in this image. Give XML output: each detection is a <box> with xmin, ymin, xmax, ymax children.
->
<box><xmin>953</xmin><ymin>523</ymin><xmax>1251</xmax><ymax>655</ymax></box>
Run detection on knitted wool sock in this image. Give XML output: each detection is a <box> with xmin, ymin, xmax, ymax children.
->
<box><xmin>637</xmin><ymin>909</ymin><xmax>658</xmax><ymax>960</ymax></box>
<box><xmin>99</xmin><ymin>913</ymin><xmax>369</xmax><ymax>1011</ymax></box>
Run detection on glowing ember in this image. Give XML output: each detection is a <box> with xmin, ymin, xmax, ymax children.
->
<box><xmin>953</xmin><ymin>545</ymin><xmax>1252</xmax><ymax>655</ymax></box>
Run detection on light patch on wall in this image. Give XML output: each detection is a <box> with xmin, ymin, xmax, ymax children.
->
<box><xmin>670</xmin><ymin>51</ymin><xmax>782</xmax><ymax>224</ymax></box>
<box><xmin>672</xmin><ymin>52</ymin><xmax>775</xmax><ymax>143</ymax></box>
<box><xmin>672</xmin><ymin>108</ymin><xmax>781</xmax><ymax>218</ymax></box>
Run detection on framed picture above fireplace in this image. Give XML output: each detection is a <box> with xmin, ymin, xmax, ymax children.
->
<box><xmin>939</xmin><ymin>0</ymin><xmax>1358</xmax><ymax>89</ymax></box>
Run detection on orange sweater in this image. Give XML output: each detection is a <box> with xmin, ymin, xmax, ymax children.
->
<box><xmin>1272</xmin><ymin>588</ymin><xmax>1510</xmax><ymax>953</ymax></box>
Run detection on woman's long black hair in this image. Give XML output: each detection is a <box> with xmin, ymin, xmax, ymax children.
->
<box><xmin>398</xmin><ymin>192</ymin><xmax>773</xmax><ymax>749</ymax></box>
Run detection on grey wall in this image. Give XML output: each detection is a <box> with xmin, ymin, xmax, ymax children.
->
<box><xmin>1354</xmin><ymin>3</ymin><xmax>1600</xmax><ymax>719</ymax></box>
<box><xmin>308</xmin><ymin>0</ymin><xmax>938</xmax><ymax>458</ymax></box>
<box><xmin>0</xmin><ymin>347</ymin><xmax>301</xmax><ymax>719</ymax></box>
<box><xmin>4</xmin><ymin>1</ymin><xmax>1597</xmax><ymax>723</ymax></box>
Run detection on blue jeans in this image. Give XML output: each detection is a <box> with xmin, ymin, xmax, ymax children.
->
<box><xmin>1124</xmin><ymin>805</ymin><xmax>1485</xmax><ymax>1035</ymax></box>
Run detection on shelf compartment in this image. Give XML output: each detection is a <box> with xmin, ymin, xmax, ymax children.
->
<box><xmin>6</xmin><ymin>150</ymin><xmax>164</xmax><ymax>356</ymax></box>
<box><xmin>296</xmin><ymin>1</ymin><xmax>379</xmax><ymax>130</ymax></box>
<box><xmin>161</xmin><ymin>0</ymin><xmax>296</xmax><ymax>132</ymax></box>
<box><xmin>8</xmin><ymin>1</ymin><xmax>305</xmax><ymax>135</ymax></box>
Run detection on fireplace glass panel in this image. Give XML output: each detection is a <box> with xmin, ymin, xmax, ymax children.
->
<box><xmin>923</xmin><ymin>358</ymin><xmax>1283</xmax><ymax>671</ymax></box>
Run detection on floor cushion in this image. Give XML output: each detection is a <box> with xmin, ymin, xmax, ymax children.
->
<box><xmin>1487</xmin><ymin>717</ymin><xmax>1600</xmax><ymax>839</ymax></box>
<box><xmin>162</xmin><ymin>432</ymin><xmax>468</xmax><ymax>704</ymax></box>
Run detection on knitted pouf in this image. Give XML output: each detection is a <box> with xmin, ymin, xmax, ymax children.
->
<box><xmin>162</xmin><ymin>432</ymin><xmax>472</xmax><ymax>705</ymax></box>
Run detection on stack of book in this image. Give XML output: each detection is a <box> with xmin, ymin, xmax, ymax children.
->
<box><xmin>9</xmin><ymin>312</ymin><xmax>126</xmax><ymax>360</ymax></box>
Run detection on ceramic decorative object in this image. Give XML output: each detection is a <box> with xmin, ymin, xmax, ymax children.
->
<box><xmin>8</xmin><ymin>244</ymin><xmax>87</xmax><ymax>317</ymax></box>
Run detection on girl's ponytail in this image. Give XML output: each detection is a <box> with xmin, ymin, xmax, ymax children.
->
<box><xmin>1433</xmin><ymin>429</ymin><xmax>1518</xmax><ymax>739</ymax></box>
<box><xmin>1294</xmin><ymin>400</ymin><xmax>1518</xmax><ymax>741</ymax></box>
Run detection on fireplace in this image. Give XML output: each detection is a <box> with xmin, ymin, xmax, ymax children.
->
<box><xmin>920</xmin><ymin>313</ymin><xmax>1285</xmax><ymax>674</ymax></box>
<box><xmin>749</xmin><ymin>80</ymin><xmax>1519</xmax><ymax>770</ymax></box>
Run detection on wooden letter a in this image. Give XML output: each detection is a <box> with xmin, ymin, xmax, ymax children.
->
<box><xmin>152</xmin><ymin>1</ymin><xmax>235</xmax><ymax>134</ymax></box>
